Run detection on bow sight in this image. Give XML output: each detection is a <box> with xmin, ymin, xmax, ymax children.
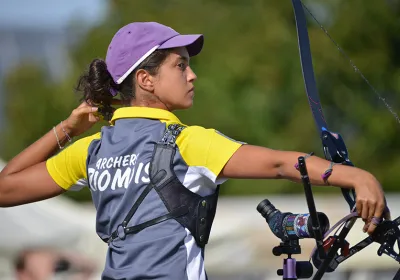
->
<box><xmin>257</xmin><ymin>157</ymin><xmax>400</xmax><ymax>280</ymax></box>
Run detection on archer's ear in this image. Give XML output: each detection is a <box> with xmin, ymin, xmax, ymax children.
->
<box><xmin>136</xmin><ymin>69</ymin><xmax>155</xmax><ymax>92</ymax></box>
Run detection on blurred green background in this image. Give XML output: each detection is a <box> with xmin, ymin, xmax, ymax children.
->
<box><xmin>2</xmin><ymin>0</ymin><xmax>400</xmax><ymax>202</ymax></box>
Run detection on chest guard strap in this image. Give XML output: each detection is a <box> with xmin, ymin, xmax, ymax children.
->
<box><xmin>104</xmin><ymin>124</ymin><xmax>220</xmax><ymax>248</ymax></box>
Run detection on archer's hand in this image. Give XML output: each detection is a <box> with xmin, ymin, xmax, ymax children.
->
<box><xmin>353</xmin><ymin>174</ymin><xmax>390</xmax><ymax>235</ymax></box>
<box><xmin>63</xmin><ymin>102</ymin><xmax>100</xmax><ymax>138</ymax></box>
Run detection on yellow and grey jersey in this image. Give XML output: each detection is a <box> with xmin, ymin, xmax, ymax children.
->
<box><xmin>46</xmin><ymin>107</ymin><xmax>243</xmax><ymax>280</ymax></box>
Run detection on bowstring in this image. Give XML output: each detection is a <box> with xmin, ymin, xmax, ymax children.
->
<box><xmin>300</xmin><ymin>1</ymin><xmax>400</xmax><ymax>125</ymax></box>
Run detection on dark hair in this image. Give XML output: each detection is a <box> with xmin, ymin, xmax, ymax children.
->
<box><xmin>75</xmin><ymin>49</ymin><xmax>170</xmax><ymax>121</ymax></box>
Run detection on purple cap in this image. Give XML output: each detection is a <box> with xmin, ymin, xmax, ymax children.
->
<box><xmin>106</xmin><ymin>22</ymin><xmax>204</xmax><ymax>86</ymax></box>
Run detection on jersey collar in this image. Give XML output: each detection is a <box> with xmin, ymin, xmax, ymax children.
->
<box><xmin>110</xmin><ymin>107</ymin><xmax>182</xmax><ymax>125</ymax></box>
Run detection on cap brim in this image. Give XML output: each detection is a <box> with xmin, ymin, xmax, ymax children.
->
<box><xmin>158</xmin><ymin>34</ymin><xmax>204</xmax><ymax>57</ymax></box>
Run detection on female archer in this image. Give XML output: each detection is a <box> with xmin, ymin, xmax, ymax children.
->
<box><xmin>0</xmin><ymin>22</ymin><xmax>389</xmax><ymax>280</ymax></box>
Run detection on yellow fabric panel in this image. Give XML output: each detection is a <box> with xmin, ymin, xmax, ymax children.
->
<box><xmin>46</xmin><ymin>132</ymin><xmax>101</xmax><ymax>190</ymax></box>
<box><xmin>166</xmin><ymin>121</ymin><xmax>243</xmax><ymax>178</ymax></box>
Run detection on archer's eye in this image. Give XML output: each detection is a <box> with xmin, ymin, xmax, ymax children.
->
<box><xmin>177</xmin><ymin>63</ymin><xmax>187</xmax><ymax>70</ymax></box>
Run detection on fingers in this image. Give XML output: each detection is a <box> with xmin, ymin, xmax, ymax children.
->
<box><xmin>74</xmin><ymin>106</ymin><xmax>98</xmax><ymax>116</ymax></box>
<box><xmin>366</xmin><ymin>221</ymin><xmax>378</xmax><ymax>235</ymax></box>
<box><xmin>363</xmin><ymin>221</ymin><xmax>370</xmax><ymax>233</ymax></box>
<box><xmin>366</xmin><ymin>203</ymin><xmax>385</xmax><ymax>235</ymax></box>
<box><xmin>367</xmin><ymin>201</ymin><xmax>375</xmax><ymax>222</ymax></box>
<box><xmin>358</xmin><ymin>199</ymin><xmax>390</xmax><ymax>235</ymax></box>
<box><xmin>77</xmin><ymin>100</ymin><xmax>95</xmax><ymax>108</ymax></box>
<box><xmin>88</xmin><ymin>114</ymin><xmax>101</xmax><ymax>123</ymax></box>
<box><xmin>357</xmin><ymin>199</ymin><xmax>373</xmax><ymax>221</ymax></box>
<box><xmin>361</xmin><ymin>201</ymin><xmax>371</xmax><ymax>221</ymax></box>
<box><xmin>356</xmin><ymin>197</ymin><xmax>387</xmax><ymax>235</ymax></box>
<box><xmin>356</xmin><ymin>198</ymin><xmax>363</xmax><ymax>218</ymax></box>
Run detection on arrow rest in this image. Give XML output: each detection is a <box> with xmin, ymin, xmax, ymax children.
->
<box><xmin>321</xmin><ymin>130</ymin><xmax>350</xmax><ymax>164</ymax></box>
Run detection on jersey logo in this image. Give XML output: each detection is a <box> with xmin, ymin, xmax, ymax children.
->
<box><xmin>87</xmin><ymin>153</ymin><xmax>150</xmax><ymax>192</ymax></box>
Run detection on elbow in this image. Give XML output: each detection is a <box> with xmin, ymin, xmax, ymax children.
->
<box><xmin>275</xmin><ymin>165</ymin><xmax>285</xmax><ymax>180</ymax></box>
<box><xmin>0</xmin><ymin>194</ymin><xmax>22</xmax><ymax>208</ymax></box>
<box><xmin>0</xmin><ymin>179</ymin><xmax>15</xmax><ymax>208</ymax></box>
<box><xmin>0</xmin><ymin>199</ymin><xmax>11</xmax><ymax>208</ymax></box>
<box><xmin>274</xmin><ymin>161</ymin><xmax>298</xmax><ymax>182</ymax></box>
<box><xmin>271</xmin><ymin>150</ymin><xmax>301</xmax><ymax>181</ymax></box>
<box><xmin>0</xmin><ymin>187</ymin><xmax>6</xmax><ymax>208</ymax></box>
<box><xmin>264</xmin><ymin>160</ymin><xmax>284</xmax><ymax>180</ymax></box>
<box><xmin>0</xmin><ymin>192</ymin><xmax>11</xmax><ymax>208</ymax></box>
<box><xmin>0</xmin><ymin>203</ymin><xmax>13</xmax><ymax>208</ymax></box>
<box><xmin>267</xmin><ymin>149</ymin><xmax>288</xmax><ymax>180</ymax></box>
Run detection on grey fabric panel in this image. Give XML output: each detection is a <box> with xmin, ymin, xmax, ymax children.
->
<box><xmin>86</xmin><ymin>118</ymin><xmax>190</xmax><ymax>280</ymax></box>
<box><xmin>102</xmin><ymin>228</ymin><xmax>188</xmax><ymax>280</ymax></box>
<box><xmin>87</xmin><ymin>119</ymin><xmax>166</xmax><ymax>237</ymax></box>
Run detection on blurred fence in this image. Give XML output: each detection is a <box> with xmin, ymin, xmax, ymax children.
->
<box><xmin>1</xmin><ymin>192</ymin><xmax>399</xmax><ymax>279</ymax></box>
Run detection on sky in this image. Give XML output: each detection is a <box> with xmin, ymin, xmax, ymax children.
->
<box><xmin>0</xmin><ymin>0</ymin><xmax>110</xmax><ymax>130</ymax></box>
<box><xmin>0</xmin><ymin>0</ymin><xmax>108</xmax><ymax>30</ymax></box>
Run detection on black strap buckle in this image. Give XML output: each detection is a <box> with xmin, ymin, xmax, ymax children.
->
<box><xmin>107</xmin><ymin>224</ymin><xmax>127</xmax><ymax>244</ymax></box>
<box><xmin>106</xmin><ymin>206</ymin><xmax>188</xmax><ymax>244</ymax></box>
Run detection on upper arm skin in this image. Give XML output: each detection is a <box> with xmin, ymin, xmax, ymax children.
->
<box><xmin>0</xmin><ymin>161</ymin><xmax>65</xmax><ymax>207</ymax></box>
<box><xmin>219</xmin><ymin>145</ymin><xmax>284</xmax><ymax>179</ymax></box>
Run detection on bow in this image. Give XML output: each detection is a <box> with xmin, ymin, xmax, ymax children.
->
<box><xmin>289</xmin><ymin>1</ymin><xmax>400</xmax><ymax>279</ymax></box>
<box><xmin>291</xmin><ymin>0</ymin><xmax>400</xmax><ymax>211</ymax></box>
<box><xmin>291</xmin><ymin>0</ymin><xmax>356</xmax><ymax>211</ymax></box>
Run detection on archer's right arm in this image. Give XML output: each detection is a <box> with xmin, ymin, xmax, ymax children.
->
<box><xmin>0</xmin><ymin>102</ymin><xmax>100</xmax><ymax>207</ymax></box>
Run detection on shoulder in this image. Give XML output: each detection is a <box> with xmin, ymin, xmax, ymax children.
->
<box><xmin>73</xmin><ymin>132</ymin><xmax>102</xmax><ymax>151</ymax></box>
<box><xmin>172</xmin><ymin>122</ymin><xmax>244</xmax><ymax>170</ymax></box>
<box><xmin>46</xmin><ymin>132</ymin><xmax>102</xmax><ymax>190</ymax></box>
<box><xmin>176</xmin><ymin>124</ymin><xmax>245</xmax><ymax>147</ymax></box>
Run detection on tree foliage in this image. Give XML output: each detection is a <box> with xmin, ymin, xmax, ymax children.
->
<box><xmin>3</xmin><ymin>0</ymin><xmax>400</xmax><ymax>201</ymax></box>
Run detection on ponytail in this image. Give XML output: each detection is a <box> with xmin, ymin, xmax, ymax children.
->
<box><xmin>75</xmin><ymin>49</ymin><xmax>170</xmax><ymax>120</ymax></box>
<box><xmin>75</xmin><ymin>58</ymin><xmax>120</xmax><ymax>121</ymax></box>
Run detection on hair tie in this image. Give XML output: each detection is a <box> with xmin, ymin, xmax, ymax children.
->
<box><xmin>110</xmin><ymin>87</ymin><xmax>118</xmax><ymax>96</ymax></box>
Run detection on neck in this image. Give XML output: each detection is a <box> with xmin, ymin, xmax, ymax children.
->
<box><xmin>131</xmin><ymin>92</ymin><xmax>170</xmax><ymax>111</ymax></box>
